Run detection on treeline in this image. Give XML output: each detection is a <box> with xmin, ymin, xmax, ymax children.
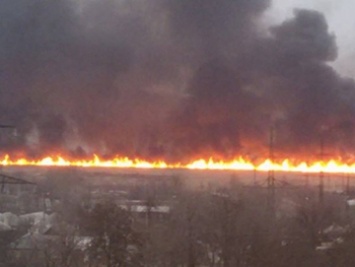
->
<box><xmin>2</xmin><ymin>175</ymin><xmax>355</xmax><ymax>267</ymax></box>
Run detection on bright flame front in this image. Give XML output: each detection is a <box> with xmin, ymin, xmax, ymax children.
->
<box><xmin>1</xmin><ymin>154</ymin><xmax>355</xmax><ymax>173</ymax></box>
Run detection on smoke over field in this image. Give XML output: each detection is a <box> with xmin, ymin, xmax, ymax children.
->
<box><xmin>0</xmin><ymin>0</ymin><xmax>354</xmax><ymax>161</ymax></box>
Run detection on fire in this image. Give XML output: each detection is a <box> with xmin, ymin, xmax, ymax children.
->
<box><xmin>0</xmin><ymin>154</ymin><xmax>355</xmax><ymax>173</ymax></box>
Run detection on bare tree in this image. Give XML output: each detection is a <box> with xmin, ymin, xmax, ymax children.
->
<box><xmin>83</xmin><ymin>201</ymin><xmax>143</xmax><ymax>267</ymax></box>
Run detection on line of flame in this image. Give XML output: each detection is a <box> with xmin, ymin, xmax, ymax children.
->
<box><xmin>0</xmin><ymin>154</ymin><xmax>355</xmax><ymax>173</ymax></box>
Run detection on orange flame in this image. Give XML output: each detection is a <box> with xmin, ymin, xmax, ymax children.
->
<box><xmin>0</xmin><ymin>154</ymin><xmax>355</xmax><ymax>173</ymax></box>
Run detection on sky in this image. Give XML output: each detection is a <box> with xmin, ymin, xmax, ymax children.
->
<box><xmin>267</xmin><ymin>0</ymin><xmax>355</xmax><ymax>77</ymax></box>
<box><xmin>1</xmin><ymin>0</ymin><xmax>355</xmax><ymax>160</ymax></box>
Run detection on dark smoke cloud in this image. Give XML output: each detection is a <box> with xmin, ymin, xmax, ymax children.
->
<box><xmin>0</xmin><ymin>0</ymin><xmax>354</xmax><ymax>160</ymax></box>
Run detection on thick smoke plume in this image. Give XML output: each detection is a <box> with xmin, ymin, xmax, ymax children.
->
<box><xmin>0</xmin><ymin>0</ymin><xmax>354</xmax><ymax>161</ymax></box>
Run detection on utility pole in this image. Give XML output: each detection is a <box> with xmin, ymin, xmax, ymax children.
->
<box><xmin>267</xmin><ymin>125</ymin><xmax>276</xmax><ymax>215</ymax></box>
<box><xmin>0</xmin><ymin>124</ymin><xmax>15</xmax><ymax>168</ymax></box>
<box><xmin>346</xmin><ymin>174</ymin><xmax>351</xmax><ymax>195</ymax></box>
<box><xmin>304</xmin><ymin>173</ymin><xmax>309</xmax><ymax>188</ymax></box>
<box><xmin>253</xmin><ymin>168</ymin><xmax>257</xmax><ymax>186</ymax></box>
<box><xmin>319</xmin><ymin>133</ymin><xmax>325</xmax><ymax>205</ymax></box>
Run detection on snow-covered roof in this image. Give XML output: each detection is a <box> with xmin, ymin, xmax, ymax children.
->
<box><xmin>347</xmin><ymin>199</ymin><xmax>355</xmax><ymax>206</ymax></box>
<box><xmin>20</xmin><ymin>212</ymin><xmax>56</xmax><ymax>225</ymax></box>
<box><xmin>19</xmin><ymin>212</ymin><xmax>57</xmax><ymax>234</ymax></box>
<box><xmin>132</xmin><ymin>205</ymin><xmax>170</xmax><ymax>213</ymax></box>
<box><xmin>10</xmin><ymin>232</ymin><xmax>55</xmax><ymax>250</ymax></box>
<box><xmin>324</xmin><ymin>224</ymin><xmax>347</xmax><ymax>236</ymax></box>
<box><xmin>0</xmin><ymin>212</ymin><xmax>19</xmax><ymax>228</ymax></box>
<box><xmin>0</xmin><ymin>221</ymin><xmax>12</xmax><ymax>232</ymax></box>
<box><xmin>11</xmin><ymin>233</ymin><xmax>92</xmax><ymax>251</ymax></box>
<box><xmin>316</xmin><ymin>242</ymin><xmax>333</xmax><ymax>251</ymax></box>
<box><xmin>120</xmin><ymin>204</ymin><xmax>170</xmax><ymax>213</ymax></box>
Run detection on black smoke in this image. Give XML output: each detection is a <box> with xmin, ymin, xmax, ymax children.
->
<box><xmin>0</xmin><ymin>0</ymin><xmax>354</xmax><ymax>161</ymax></box>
